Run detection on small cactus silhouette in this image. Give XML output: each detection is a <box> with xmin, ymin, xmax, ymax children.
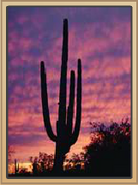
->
<box><xmin>40</xmin><ymin>19</ymin><xmax>82</xmax><ymax>171</ymax></box>
<box><xmin>14</xmin><ymin>159</ymin><xmax>19</xmax><ymax>174</ymax></box>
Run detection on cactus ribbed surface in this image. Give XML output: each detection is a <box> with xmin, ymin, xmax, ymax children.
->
<box><xmin>40</xmin><ymin>19</ymin><xmax>82</xmax><ymax>172</ymax></box>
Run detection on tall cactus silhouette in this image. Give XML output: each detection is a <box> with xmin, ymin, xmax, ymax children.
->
<box><xmin>40</xmin><ymin>19</ymin><xmax>82</xmax><ymax>171</ymax></box>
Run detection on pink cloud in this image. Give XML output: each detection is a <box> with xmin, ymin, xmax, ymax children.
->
<box><xmin>8</xmin><ymin>11</ymin><xmax>131</xmax><ymax>161</ymax></box>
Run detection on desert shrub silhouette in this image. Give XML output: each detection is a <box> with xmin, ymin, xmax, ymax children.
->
<box><xmin>83</xmin><ymin>119</ymin><xmax>131</xmax><ymax>177</ymax></box>
<box><xmin>40</xmin><ymin>19</ymin><xmax>82</xmax><ymax>172</ymax></box>
<box><xmin>30</xmin><ymin>153</ymin><xmax>54</xmax><ymax>175</ymax></box>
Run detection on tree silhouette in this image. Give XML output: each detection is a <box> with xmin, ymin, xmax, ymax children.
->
<box><xmin>83</xmin><ymin>118</ymin><xmax>131</xmax><ymax>177</ymax></box>
<box><xmin>67</xmin><ymin>153</ymin><xmax>85</xmax><ymax>170</ymax></box>
<box><xmin>38</xmin><ymin>152</ymin><xmax>54</xmax><ymax>172</ymax></box>
<box><xmin>30</xmin><ymin>156</ymin><xmax>39</xmax><ymax>175</ymax></box>
<box><xmin>30</xmin><ymin>153</ymin><xmax>54</xmax><ymax>175</ymax></box>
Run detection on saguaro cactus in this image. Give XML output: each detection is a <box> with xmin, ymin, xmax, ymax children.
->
<box><xmin>40</xmin><ymin>19</ymin><xmax>82</xmax><ymax>172</ymax></box>
<box><xmin>14</xmin><ymin>159</ymin><xmax>19</xmax><ymax>174</ymax></box>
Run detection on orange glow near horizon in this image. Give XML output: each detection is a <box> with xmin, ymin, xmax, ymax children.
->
<box><xmin>8</xmin><ymin>7</ymin><xmax>131</xmax><ymax>163</ymax></box>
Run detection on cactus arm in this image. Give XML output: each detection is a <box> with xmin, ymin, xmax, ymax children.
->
<box><xmin>40</xmin><ymin>61</ymin><xmax>57</xmax><ymax>142</ymax></box>
<box><xmin>58</xmin><ymin>19</ymin><xmax>68</xmax><ymax>134</ymax></box>
<box><xmin>66</xmin><ymin>70</ymin><xmax>75</xmax><ymax>135</ymax></box>
<box><xmin>71</xmin><ymin>59</ymin><xmax>82</xmax><ymax>145</ymax></box>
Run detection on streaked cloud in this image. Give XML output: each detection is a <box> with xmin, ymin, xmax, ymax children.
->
<box><xmin>8</xmin><ymin>6</ymin><xmax>131</xmax><ymax>162</ymax></box>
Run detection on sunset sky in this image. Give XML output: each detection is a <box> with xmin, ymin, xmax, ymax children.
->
<box><xmin>8</xmin><ymin>6</ymin><xmax>131</xmax><ymax>162</ymax></box>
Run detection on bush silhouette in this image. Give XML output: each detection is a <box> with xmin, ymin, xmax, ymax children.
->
<box><xmin>83</xmin><ymin>118</ymin><xmax>131</xmax><ymax>177</ymax></box>
<box><xmin>30</xmin><ymin>153</ymin><xmax>54</xmax><ymax>175</ymax></box>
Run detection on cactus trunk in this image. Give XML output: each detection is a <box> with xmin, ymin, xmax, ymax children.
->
<box><xmin>14</xmin><ymin>159</ymin><xmax>19</xmax><ymax>174</ymax></box>
<box><xmin>53</xmin><ymin>143</ymin><xmax>65</xmax><ymax>171</ymax></box>
<box><xmin>40</xmin><ymin>19</ymin><xmax>82</xmax><ymax>172</ymax></box>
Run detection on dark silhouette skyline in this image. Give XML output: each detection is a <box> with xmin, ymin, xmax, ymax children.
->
<box><xmin>7</xmin><ymin>7</ymin><xmax>131</xmax><ymax>162</ymax></box>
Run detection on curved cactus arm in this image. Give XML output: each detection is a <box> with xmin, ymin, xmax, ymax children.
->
<box><xmin>66</xmin><ymin>70</ymin><xmax>75</xmax><ymax>135</ymax></box>
<box><xmin>40</xmin><ymin>61</ymin><xmax>57</xmax><ymax>142</ymax></box>
<box><xmin>58</xmin><ymin>19</ymin><xmax>68</xmax><ymax>134</ymax></box>
<box><xmin>70</xmin><ymin>59</ymin><xmax>82</xmax><ymax>145</ymax></box>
